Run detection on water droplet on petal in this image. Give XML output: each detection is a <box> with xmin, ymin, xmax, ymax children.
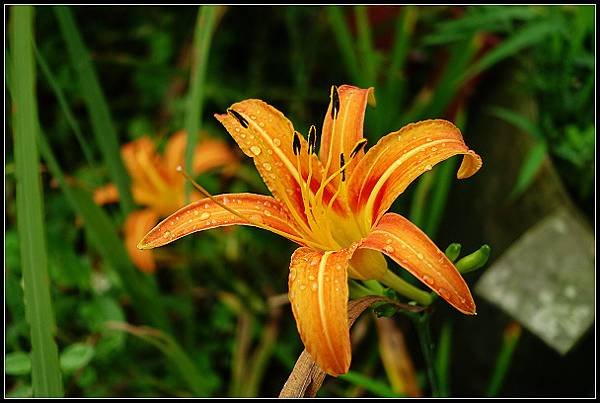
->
<box><xmin>417</xmin><ymin>253</ymin><xmax>424</xmax><ymax>259</ymax></box>
<box><xmin>290</xmin><ymin>269</ymin><xmax>297</xmax><ymax>281</ymax></box>
<box><xmin>384</xmin><ymin>245</ymin><xmax>395</xmax><ymax>253</ymax></box>
<box><xmin>424</xmin><ymin>164</ymin><xmax>432</xmax><ymax>171</ymax></box>
<box><xmin>200</xmin><ymin>212</ymin><xmax>210</xmax><ymax>220</ymax></box>
<box><xmin>311</xmin><ymin>282</ymin><xmax>318</xmax><ymax>291</ymax></box>
<box><xmin>308</xmin><ymin>274</ymin><xmax>315</xmax><ymax>281</ymax></box>
<box><xmin>423</xmin><ymin>275</ymin><xmax>434</xmax><ymax>285</ymax></box>
<box><xmin>163</xmin><ymin>230</ymin><xmax>172</xmax><ymax>239</ymax></box>
<box><xmin>250</xmin><ymin>146</ymin><xmax>262</xmax><ymax>156</ymax></box>
<box><xmin>273</xmin><ymin>138</ymin><xmax>281</xmax><ymax>147</ymax></box>
<box><xmin>262</xmin><ymin>162</ymin><xmax>272</xmax><ymax>171</ymax></box>
<box><xmin>386</xmin><ymin>239</ymin><xmax>393</xmax><ymax>244</ymax></box>
<box><xmin>300</xmin><ymin>284</ymin><xmax>306</xmax><ymax>291</ymax></box>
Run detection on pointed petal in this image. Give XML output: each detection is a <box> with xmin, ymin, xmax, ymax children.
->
<box><xmin>348</xmin><ymin>119</ymin><xmax>482</xmax><ymax>225</ymax></box>
<box><xmin>192</xmin><ymin>138</ymin><xmax>238</xmax><ymax>175</ymax></box>
<box><xmin>319</xmin><ymin>85</ymin><xmax>374</xmax><ymax>183</ymax></box>
<box><xmin>124</xmin><ymin>209</ymin><xmax>160</xmax><ymax>273</ymax></box>
<box><xmin>360</xmin><ymin>213</ymin><xmax>476</xmax><ymax>314</ymax></box>
<box><xmin>288</xmin><ymin>246</ymin><xmax>356</xmax><ymax>376</ymax></box>
<box><xmin>163</xmin><ymin>130</ymin><xmax>237</xmax><ymax>177</ymax></box>
<box><xmin>163</xmin><ymin>130</ymin><xmax>188</xmax><ymax>175</ymax></box>
<box><xmin>138</xmin><ymin>193</ymin><xmax>303</xmax><ymax>249</ymax></box>
<box><xmin>215</xmin><ymin>100</ymin><xmax>341</xmax><ymax>228</ymax></box>
<box><xmin>93</xmin><ymin>183</ymin><xmax>120</xmax><ymax>205</ymax></box>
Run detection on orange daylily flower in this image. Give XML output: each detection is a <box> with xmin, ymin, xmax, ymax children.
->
<box><xmin>95</xmin><ymin>130</ymin><xmax>237</xmax><ymax>273</ymax></box>
<box><xmin>138</xmin><ymin>85</ymin><xmax>482</xmax><ymax>375</ymax></box>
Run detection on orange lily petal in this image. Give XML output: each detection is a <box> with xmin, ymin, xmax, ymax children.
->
<box><xmin>320</xmin><ymin>85</ymin><xmax>374</xmax><ymax>184</ymax></box>
<box><xmin>138</xmin><ymin>193</ymin><xmax>303</xmax><ymax>249</ymax></box>
<box><xmin>93</xmin><ymin>183</ymin><xmax>119</xmax><ymax>205</ymax></box>
<box><xmin>360</xmin><ymin>213</ymin><xmax>475</xmax><ymax>314</ymax></box>
<box><xmin>124</xmin><ymin>209</ymin><xmax>160</xmax><ymax>273</ymax></box>
<box><xmin>192</xmin><ymin>139</ymin><xmax>238</xmax><ymax>175</ymax></box>
<box><xmin>215</xmin><ymin>100</ymin><xmax>342</xmax><ymax>230</ymax></box>
<box><xmin>288</xmin><ymin>246</ymin><xmax>357</xmax><ymax>376</ymax></box>
<box><xmin>122</xmin><ymin>136</ymin><xmax>172</xmax><ymax>203</ymax></box>
<box><xmin>348</xmin><ymin>119</ymin><xmax>482</xmax><ymax>225</ymax></box>
<box><xmin>163</xmin><ymin>130</ymin><xmax>188</xmax><ymax>175</ymax></box>
<box><xmin>163</xmin><ymin>130</ymin><xmax>237</xmax><ymax>177</ymax></box>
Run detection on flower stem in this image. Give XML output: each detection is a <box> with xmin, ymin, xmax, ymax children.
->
<box><xmin>412</xmin><ymin>311</ymin><xmax>440</xmax><ymax>397</ymax></box>
<box><xmin>380</xmin><ymin>270</ymin><xmax>434</xmax><ymax>306</ymax></box>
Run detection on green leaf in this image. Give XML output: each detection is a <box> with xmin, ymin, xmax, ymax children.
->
<box><xmin>60</xmin><ymin>343</ymin><xmax>95</xmax><ymax>373</ymax></box>
<box><xmin>327</xmin><ymin>6</ymin><xmax>361</xmax><ymax>84</ymax></box>
<box><xmin>6</xmin><ymin>352</ymin><xmax>32</xmax><ymax>375</ymax></box>
<box><xmin>510</xmin><ymin>141</ymin><xmax>548</xmax><ymax>200</ymax></box>
<box><xmin>487</xmin><ymin>106</ymin><xmax>544</xmax><ymax>140</ymax></box>
<box><xmin>54</xmin><ymin>6</ymin><xmax>134</xmax><ymax>214</ymax></box>
<box><xmin>338</xmin><ymin>371</ymin><xmax>403</xmax><ymax>397</ymax></box>
<box><xmin>9</xmin><ymin>6</ymin><xmax>64</xmax><ymax>397</ymax></box>
<box><xmin>460</xmin><ymin>20</ymin><xmax>559</xmax><ymax>83</ymax></box>
<box><xmin>184</xmin><ymin>6</ymin><xmax>220</xmax><ymax>200</ymax></box>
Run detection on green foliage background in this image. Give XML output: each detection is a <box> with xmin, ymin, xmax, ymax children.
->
<box><xmin>5</xmin><ymin>5</ymin><xmax>595</xmax><ymax>397</ymax></box>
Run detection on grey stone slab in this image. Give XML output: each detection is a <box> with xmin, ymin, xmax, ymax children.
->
<box><xmin>475</xmin><ymin>207</ymin><xmax>595</xmax><ymax>354</ymax></box>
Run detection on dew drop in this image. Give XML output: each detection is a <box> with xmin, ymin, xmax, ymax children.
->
<box><xmin>424</xmin><ymin>164</ymin><xmax>432</xmax><ymax>171</ymax></box>
<box><xmin>264</xmin><ymin>210</ymin><xmax>272</xmax><ymax>216</ymax></box>
<box><xmin>417</xmin><ymin>253</ymin><xmax>424</xmax><ymax>259</ymax></box>
<box><xmin>310</xmin><ymin>258</ymin><xmax>319</xmax><ymax>266</ymax></box>
<box><xmin>259</xmin><ymin>122</ymin><xmax>265</xmax><ymax>127</ymax></box>
<box><xmin>200</xmin><ymin>212</ymin><xmax>210</xmax><ymax>220</ymax></box>
<box><xmin>386</xmin><ymin>238</ymin><xmax>393</xmax><ymax>244</ymax></box>
<box><xmin>423</xmin><ymin>275</ymin><xmax>434</xmax><ymax>285</ymax></box>
<box><xmin>262</xmin><ymin>162</ymin><xmax>272</xmax><ymax>171</ymax></box>
<box><xmin>431</xmin><ymin>146</ymin><xmax>437</xmax><ymax>151</ymax></box>
<box><xmin>290</xmin><ymin>268</ymin><xmax>297</xmax><ymax>281</ymax></box>
<box><xmin>163</xmin><ymin>230</ymin><xmax>172</xmax><ymax>239</ymax></box>
<box><xmin>311</xmin><ymin>282</ymin><xmax>318</xmax><ymax>291</ymax></box>
<box><xmin>384</xmin><ymin>245</ymin><xmax>395</xmax><ymax>253</ymax></box>
<box><xmin>308</xmin><ymin>274</ymin><xmax>315</xmax><ymax>281</ymax></box>
<box><xmin>250</xmin><ymin>146</ymin><xmax>262</xmax><ymax>156</ymax></box>
<box><xmin>273</xmin><ymin>138</ymin><xmax>281</xmax><ymax>147</ymax></box>
<box><xmin>299</xmin><ymin>284</ymin><xmax>306</xmax><ymax>291</ymax></box>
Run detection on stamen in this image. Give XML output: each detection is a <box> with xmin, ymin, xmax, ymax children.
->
<box><xmin>339</xmin><ymin>153</ymin><xmax>346</xmax><ymax>182</ymax></box>
<box><xmin>292</xmin><ymin>131</ymin><xmax>302</xmax><ymax>156</ymax></box>
<box><xmin>350</xmin><ymin>138</ymin><xmax>368</xmax><ymax>159</ymax></box>
<box><xmin>330</xmin><ymin>85</ymin><xmax>340</xmax><ymax>119</ymax></box>
<box><xmin>307</xmin><ymin>125</ymin><xmax>318</xmax><ymax>154</ymax></box>
<box><xmin>228</xmin><ymin>108</ymin><xmax>249</xmax><ymax>128</ymax></box>
<box><xmin>175</xmin><ymin>166</ymin><xmax>328</xmax><ymax>250</ymax></box>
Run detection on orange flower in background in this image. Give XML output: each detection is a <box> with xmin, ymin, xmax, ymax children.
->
<box><xmin>138</xmin><ymin>85</ymin><xmax>482</xmax><ymax>375</ymax></box>
<box><xmin>95</xmin><ymin>131</ymin><xmax>237</xmax><ymax>273</ymax></box>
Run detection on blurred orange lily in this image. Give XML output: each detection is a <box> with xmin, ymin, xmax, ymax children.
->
<box><xmin>138</xmin><ymin>85</ymin><xmax>482</xmax><ymax>375</ymax></box>
<box><xmin>95</xmin><ymin>130</ymin><xmax>237</xmax><ymax>273</ymax></box>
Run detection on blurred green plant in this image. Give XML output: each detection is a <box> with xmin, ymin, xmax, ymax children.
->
<box><xmin>5</xmin><ymin>5</ymin><xmax>594</xmax><ymax>398</ymax></box>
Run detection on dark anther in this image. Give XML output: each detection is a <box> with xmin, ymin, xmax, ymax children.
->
<box><xmin>293</xmin><ymin>131</ymin><xmax>302</xmax><ymax>156</ymax></box>
<box><xmin>331</xmin><ymin>85</ymin><xmax>340</xmax><ymax>119</ymax></box>
<box><xmin>339</xmin><ymin>153</ymin><xmax>346</xmax><ymax>181</ymax></box>
<box><xmin>228</xmin><ymin>109</ymin><xmax>249</xmax><ymax>128</ymax></box>
<box><xmin>308</xmin><ymin>125</ymin><xmax>318</xmax><ymax>154</ymax></box>
<box><xmin>350</xmin><ymin>139</ymin><xmax>368</xmax><ymax>158</ymax></box>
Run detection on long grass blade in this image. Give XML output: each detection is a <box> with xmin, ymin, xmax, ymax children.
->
<box><xmin>354</xmin><ymin>5</ymin><xmax>377</xmax><ymax>86</ymax></box>
<box><xmin>338</xmin><ymin>371</ymin><xmax>402</xmax><ymax>398</ymax></box>
<box><xmin>35</xmin><ymin>47</ymin><xmax>96</xmax><ymax>169</ymax></box>
<box><xmin>9</xmin><ymin>6</ymin><xmax>63</xmax><ymax>397</ymax></box>
<box><xmin>459</xmin><ymin>20</ymin><xmax>558</xmax><ymax>84</ymax></box>
<box><xmin>107</xmin><ymin>322</ymin><xmax>214</xmax><ymax>396</ymax></box>
<box><xmin>486</xmin><ymin>322</ymin><xmax>522</xmax><ymax>397</ymax></box>
<box><xmin>327</xmin><ymin>6</ymin><xmax>361</xmax><ymax>84</ymax></box>
<box><xmin>36</xmin><ymin>133</ymin><xmax>171</xmax><ymax>333</ymax></box>
<box><xmin>435</xmin><ymin>321</ymin><xmax>452</xmax><ymax>397</ymax></box>
<box><xmin>184</xmin><ymin>5</ymin><xmax>221</xmax><ymax>199</ymax></box>
<box><xmin>54</xmin><ymin>6</ymin><xmax>134</xmax><ymax>214</ymax></box>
